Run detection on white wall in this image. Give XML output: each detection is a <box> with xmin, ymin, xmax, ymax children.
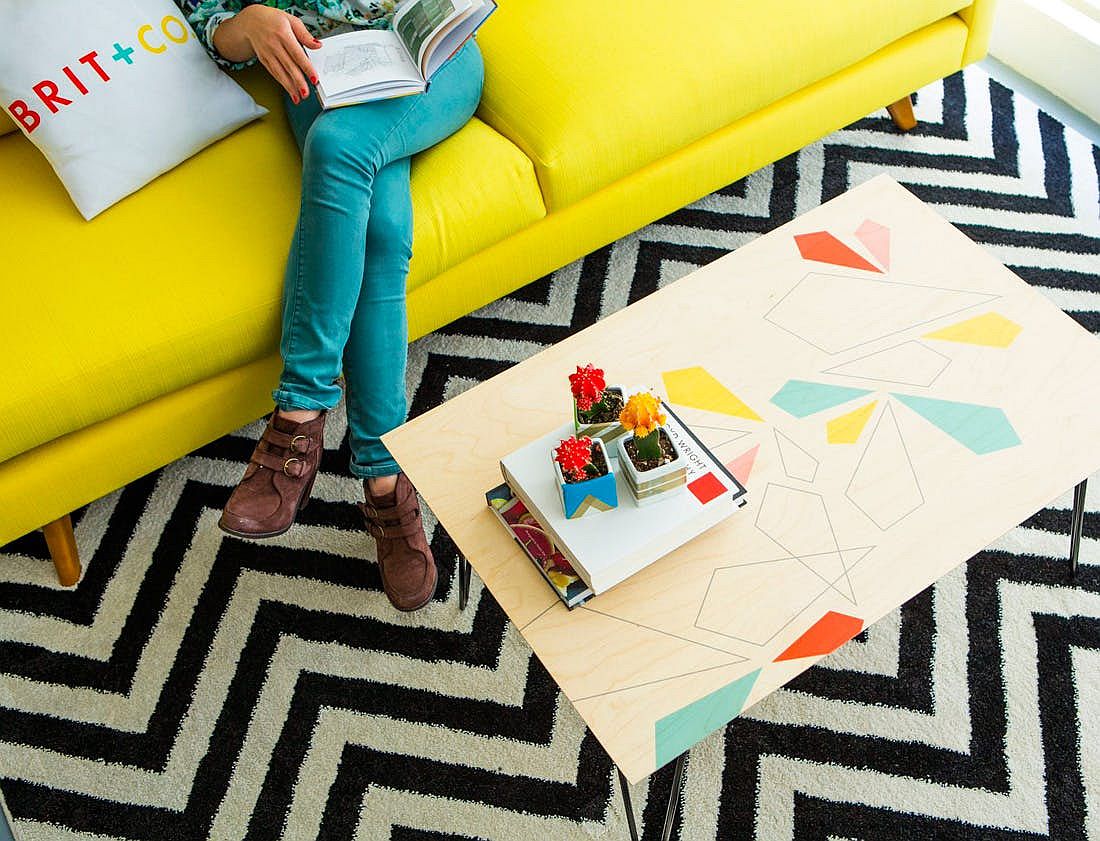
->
<box><xmin>990</xmin><ymin>0</ymin><xmax>1100</xmax><ymax>123</ymax></box>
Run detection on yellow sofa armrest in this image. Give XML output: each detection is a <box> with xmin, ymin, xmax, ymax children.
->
<box><xmin>957</xmin><ymin>0</ymin><xmax>997</xmax><ymax>66</ymax></box>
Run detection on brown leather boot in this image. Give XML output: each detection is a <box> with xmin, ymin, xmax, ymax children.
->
<box><xmin>358</xmin><ymin>473</ymin><xmax>437</xmax><ymax>611</ymax></box>
<box><xmin>219</xmin><ymin>408</ymin><xmax>327</xmax><ymax>539</ymax></box>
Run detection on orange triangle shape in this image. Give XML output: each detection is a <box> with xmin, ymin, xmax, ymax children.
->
<box><xmin>774</xmin><ymin>611</ymin><xmax>864</xmax><ymax>661</ymax></box>
<box><xmin>795</xmin><ymin>231</ymin><xmax>882</xmax><ymax>273</ymax></box>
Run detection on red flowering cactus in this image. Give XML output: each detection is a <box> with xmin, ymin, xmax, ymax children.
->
<box><xmin>569</xmin><ymin>364</ymin><xmax>606</xmax><ymax>413</ymax></box>
<box><xmin>554</xmin><ymin>435</ymin><xmax>595</xmax><ymax>482</ymax></box>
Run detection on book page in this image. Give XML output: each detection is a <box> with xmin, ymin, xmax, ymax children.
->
<box><xmin>393</xmin><ymin>0</ymin><xmax>472</xmax><ymax>73</ymax></box>
<box><xmin>422</xmin><ymin>0</ymin><xmax>495</xmax><ymax>79</ymax></box>
<box><xmin>314</xmin><ymin>29</ymin><xmax>421</xmax><ymax>96</ymax></box>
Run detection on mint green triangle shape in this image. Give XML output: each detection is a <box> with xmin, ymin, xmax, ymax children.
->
<box><xmin>893</xmin><ymin>394</ymin><xmax>1021</xmax><ymax>454</ymax></box>
<box><xmin>770</xmin><ymin>380</ymin><xmax>872</xmax><ymax>418</ymax></box>
<box><xmin>654</xmin><ymin>668</ymin><xmax>761</xmax><ymax>769</ymax></box>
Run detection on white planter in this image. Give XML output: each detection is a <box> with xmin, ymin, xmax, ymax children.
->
<box><xmin>615</xmin><ymin>427</ymin><xmax>687</xmax><ymax>506</ymax></box>
<box><xmin>573</xmin><ymin>385</ymin><xmax>628</xmax><ymax>456</ymax></box>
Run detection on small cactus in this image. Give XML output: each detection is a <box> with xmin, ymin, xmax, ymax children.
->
<box><xmin>620</xmin><ymin>392</ymin><xmax>666</xmax><ymax>461</ymax></box>
<box><xmin>569</xmin><ymin>364</ymin><xmax>607</xmax><ymax>413</ymax></box>
<box><xmin>554</xmin><ymin>435</ymin><xmax>595</xmax><ymax>482</ymax></box>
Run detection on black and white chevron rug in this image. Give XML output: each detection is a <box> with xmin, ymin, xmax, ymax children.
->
<box><xmin>2</xmin><ymin>66</ymin><xmax>1098</xmax><ymax>841</ymax></box>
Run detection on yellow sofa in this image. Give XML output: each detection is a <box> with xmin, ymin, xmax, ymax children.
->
<box><xmin>1</xmin><ymin>0</ymin><xmax>994</xmax><ymax>584</ymax></box>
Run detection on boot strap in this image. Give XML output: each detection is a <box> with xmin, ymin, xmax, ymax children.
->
<box><xmin>262</xmin><ymin>426</ymin><xmax>312</xmax><ymax>453</ymax></box>
<box><xmin>251</xmin><ymin>449</ymin><xmax>308</xmax><ymax>476</ymax></box>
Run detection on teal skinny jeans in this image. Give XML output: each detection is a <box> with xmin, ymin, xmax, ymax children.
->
<box><xmin>274</xmin><ymin>39</ymin><xmax>484</xmax><ymax>478</ymax></box>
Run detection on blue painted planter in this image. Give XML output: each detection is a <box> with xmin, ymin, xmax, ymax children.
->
<box><xmin>553</xmin><ymin>438</ymin><xmax>619</xmax><ymax>519</ymax></box>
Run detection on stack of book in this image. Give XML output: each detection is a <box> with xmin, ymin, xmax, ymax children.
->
<box><xmin>488</xmin><ymin>404</ymin><xmax>747</xmax><ymax>607</ymax></box>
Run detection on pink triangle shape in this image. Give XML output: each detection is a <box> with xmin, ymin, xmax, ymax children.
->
<box><xmin>855</xmin><ymin>219</ymin><xmax>890</xmax><ymax>270</ymax></box>
<box><xmin>725</xmin><ymin>443</ymin><xmax>759</xmax><ymax>486</ymax></box>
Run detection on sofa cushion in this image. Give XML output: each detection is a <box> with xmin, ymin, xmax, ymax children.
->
<box><xmin>475</xmin><ymin>0</ymin><xmax>972</xmax><ymax>211</ymax></box>
<box><xmin>1</xmin><ymin>68</ymin><xmax>544</xmax><ymax>464</ymax></box>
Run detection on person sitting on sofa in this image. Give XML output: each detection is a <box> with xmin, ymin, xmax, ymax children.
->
<box><xmin>182</xmin><ymin>0</ymin><xmax>485</xmax><ymax>611</ymax></box>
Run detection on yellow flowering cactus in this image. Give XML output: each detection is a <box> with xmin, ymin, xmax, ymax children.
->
<box><xmin>619</xmin><ymin>392</ymin><xmax>667</xmax><ymax>460</ymax></box>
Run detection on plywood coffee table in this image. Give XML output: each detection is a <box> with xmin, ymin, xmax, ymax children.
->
<box><xmin>384</xmin><ymin>176</ymin><xmax>1100</xmax><ymax>839</ymax></box>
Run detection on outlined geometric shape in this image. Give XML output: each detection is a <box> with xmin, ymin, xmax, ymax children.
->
<box><xmin>892</xmin><ymin>393</ymin><xmax>1022</xmax><ymax>454</ymax></box>
<box><xmin>688</xmin><ymin>472</ymin><xmax>726</xmax><ymax>505</ymax></box>
<box><xmin>774</xmin><ymin>429</ymin><xmax>819</xmax><ymax>482</ymax></box>
<box><xmin>774</xmin><ymin>611</ymin><xmax>865</xmax><ymax>662</ymax></box>
<box><xmin>827</xmin><ymin>400</ymin><xmax>878</xmax><ymax>444</ymax></box>
<box><xmin>765</xmin><ymin>273</ymin><xmax>998</xmax><ymax>354</ymax></box>
<box><xmin>654</xmin><ymin>668</ymin><xmax>761</xmax><ymax>769</ymax></box>
<box><xmin>725</xmin><ymin>443</ymin><xmax>759</xmax><ymax>486</ymax></box>
<box><xmin>821</xmin><ymin>341</ymin><xmax>951</xmax><ymax>388</ymax></box>
<box><xmin>754</xmin><ymin>483</ymin><xmax>855</xmax><ymax>602</ymax></box>
<box><xmin>696</xmin><ymin>558</ymin><xmax>833</xmax><ymax>645</ymax></box>
<box><xmin>770</xmin><ymin>379</ymin><xmax>872</xmax><ymax>418</ymax></box>
<box><xmin>531</xmin><ymin>606</ymin><xmax>748</xmax><ymax>703</ymax></box>
<box><xmin>923</xmin><ymin>311</ymin><xmax>1023</xmax><ymax>347</ymax></box>
<box><xmin>845</xmin><ymin>403</ymin><xmax>925</xmax><ymax>529</ymax></box>
<box><xmin>855</xmin><ymin>219</ymin><xmax>890</xmax><ymax>269</ymax></box>
<box><xmin>689</xmin><ymin>424</ymin><xmax>752</xmax><ymax>452</ymax></box>
<box><xmin>662</xmin><ymin>366</ymin><xmax>763</xmax><ymax>420</ymax></box>
<box><xmin>794</xmin><ymin>231</ymin><xmax>882</xmax><ymax>273</ymax></box>
<box><xmin>694</xmin><ymin>547</ymin><xmax>872</xmax><ymax>645</ymax></box>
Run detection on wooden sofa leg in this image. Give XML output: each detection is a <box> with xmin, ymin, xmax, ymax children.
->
<box><xmin>886</xmin><ymin>95</ymin><xmax>917</xmax><ymax>132</ymax></box>
<box><xmin>43</xmin><ymin>515</ymin><xmax>81</xmax><ymax>587</ymax></box>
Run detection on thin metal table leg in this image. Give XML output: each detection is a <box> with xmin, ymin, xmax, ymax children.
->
<box><xmin>616</xmin><ymin>752</ymin><xmax>686</xmax><ymax>840</ymax></box>
<box><xmin>661</xmin><ymin>753</ymin><xmax>687</xmax><ymax>841</ymax></box>
<box><xmin>618</xmin><ymin>767</ymin><xmax>639</xmax><ymax>841</ymax></box>
<box><xmin>458</xmin><ymin>556</ymin><xmax>471</xmax><ymax>610</ymax></box>
<box><xmin>1071</xmin><ymin>479</ymin><xmax>1087</xmax><ymax>580</ymax></box>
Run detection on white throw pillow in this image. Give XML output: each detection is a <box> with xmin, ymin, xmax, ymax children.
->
<box><xmin>0</xmin><ymin>0</ymin><xmax>267</xmax><ymax>219</ymax></box>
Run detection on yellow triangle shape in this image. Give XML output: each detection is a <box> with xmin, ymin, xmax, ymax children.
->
<box><xmin>923</xmin><ymin>312</ymin><xmax>1022</xmax><ymax>348</ymax></box>
<box><xmin>662</xmin><ymin>366</ymin><xmax>762</xmax><ymax>421</ymax></box>
<box><xmin>827</xmin><ymin>400</ymin><xmax>877</xmax><ymax>444</ymax></box>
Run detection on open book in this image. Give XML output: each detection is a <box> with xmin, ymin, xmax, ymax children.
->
<box><xmin>312</xmin><ymin>0</ymin><xmax>497</xmax><ymax>108</ymax></box>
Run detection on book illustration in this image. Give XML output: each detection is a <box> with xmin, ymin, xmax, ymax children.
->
<box><xmin>396</xmin><ymin>0</ymin><xmax>458</xmax><ymax>64</ymax></box>
<box><xmin>322</xmin><ymin>42</ymin><xmax>407</xmax><ymax>77</ymax></box>
<box><xmin>486</xmin><ymin>484</ymin><xmax>592</xmax><ymax>608</ymax></box>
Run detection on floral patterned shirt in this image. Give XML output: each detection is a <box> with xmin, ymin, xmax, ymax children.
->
<box><xmin>180</xmin><ymin>0</ymin><xmax>401</xmax><ymax>70</ymax></box>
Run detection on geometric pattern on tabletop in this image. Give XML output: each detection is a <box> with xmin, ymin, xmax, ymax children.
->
<box><xmin>660</xmin><ymin>366</ymin><xmax>763</xmax><ymax>420</ymax></box>
<box><xmin>793</xmin><ymin>231</ymin><xmax>882</xmax><ymax>273</ymax></box>
<box><xmin>724</xmin><ymin>442</ymin><xmax>760</xmax><ymax>485</ymax></box>
<box><xmin>854</xmin><ymin>218</ymin><xmax>891</xmax><ymax>269</ymax></box>
<box><xmin>892</xmin><ymin>393</ymin><xmax>1022</xmax><ymax>455</ymax></box>
<box><xmin>845</xmin><ymin>403</ymin><xmax>925</xmax><ymax>529</ymax></box>
<box><xmin>764</xmin><ymin>272</ymin><xmax>998</xmax><ymax>354</ymax></box>
<box><xmin>774</xmin><ymin>611</ymin><xmax>865</xmax><ymax>662</ymax></box>
<box><xmin>923</xmin><ymin>310</ymin><xmax>1024</xmax><ymax>347</ymax></box>
<box><xmin>826</xmin><ymin>399</ymin><xmax>878</xmax><ymax>444</ymax></box>
<box><xmin>769</xmin><ymin>379</ymin><xmax>872</xmax><ymax>418</ymax></box>
<box><xmin>773</xmin><ymin>430</ymin><xmax>821</xmax><ymax>482</ymax></box>
<box><xmin>2</xmin><ymin>66</ymin><xmax>1099</xmax><ymax>841</ymax></box>
<box><xmin>385</xmin><ymin>170</ymin><xmax>1100</xmax><ymax>787</ymax></box>
<box><xmin>820</xmin><ymin>341</ymin><xmax>951</xmax><ymax>387</ymax></box>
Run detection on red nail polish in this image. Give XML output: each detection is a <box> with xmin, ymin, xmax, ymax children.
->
<box><xmin>300</xmin><ymin>87</ymin><xmax>307</xmax><ymax>97</ymax></box>
<box><xmin>310</xmin><ymin>75</ymin><xmax>318</xmax><ymax>84</ymax></box>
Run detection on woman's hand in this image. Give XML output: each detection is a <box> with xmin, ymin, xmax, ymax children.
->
<box><xmin>213</xmin><ymin>5</ymin><xmax>322</xmax><ymax>104</ymax></box>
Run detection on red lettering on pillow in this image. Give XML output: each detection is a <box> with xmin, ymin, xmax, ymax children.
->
<box><xmin>32</xmin><ymin>81</ymin><xmax>72</xmax><ymax>114</ymax></box>
<box><xmin>62</xmin><ymin>66</ymin><xmax>90</xmax><ymax>95</ymax></box>
<box><xmin>77</xmin><ymin>51</ymin><xmax>110</xmax><ymax>82</ymax></box>
<box><xmin>7</xmin><ymin>100</ymin><xmax>40</xmax><ymax>133</ymax></box>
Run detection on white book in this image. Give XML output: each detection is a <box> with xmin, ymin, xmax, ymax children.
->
<box><xmin>312</xmin><ymin>0</ymin><xmax>497</xmax><ymax>108</ymax></box>
<box><xmin>499</xmin><ymin>404</ymin><xmax>748</xmax><ymax>594</ymax></box>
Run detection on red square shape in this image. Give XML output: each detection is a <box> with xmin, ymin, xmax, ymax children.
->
<box><xmin>688</xmin><ymin>471</ymin><xmax>725</xmax><ymax>505</ymax></box>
